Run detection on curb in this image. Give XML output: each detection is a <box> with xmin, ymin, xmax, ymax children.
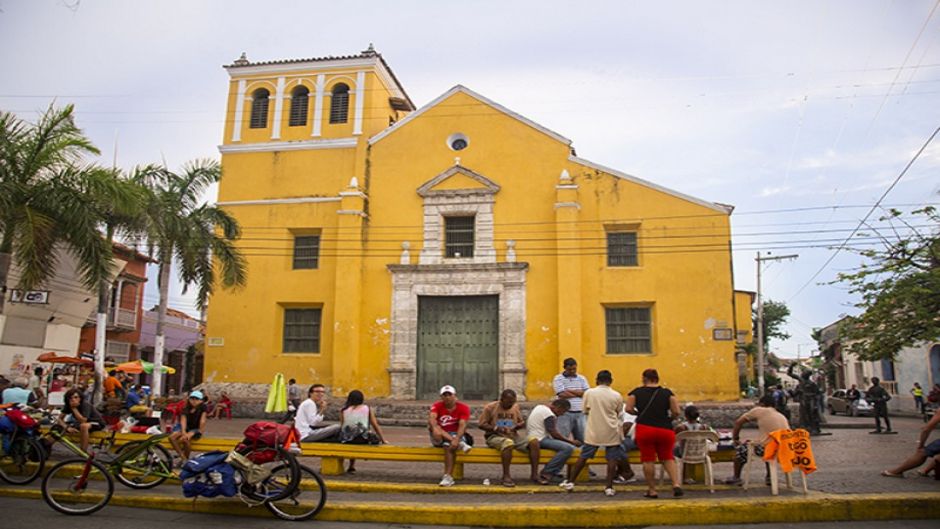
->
<box><xmin>3</xmin><ymin>486</ymin><xmax>939</xmax><ymax>525</ymax></box>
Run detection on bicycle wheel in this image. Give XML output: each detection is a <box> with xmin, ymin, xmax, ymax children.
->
<box><xmin>265</xmin><ymin>464</ymin><xmax>327</xmax><ymax>521</ymax></box>
<box><xmin>0</xmin><ymin>435</ymin><xmax>45</xmax><ymax>485</ymax></box>
<box><xmin>238</xmin><ymin>448</ymin><xmax>300</xmax><ymax>502</ymax></box>
<box><xmin>41</xmin><ymin>458</ymin><xmax>114</xmax><ymax>515</ymax></box>
<box><xmin>113</xmin><ymin>441</ymin><xmax>172</xmax><ymax>489</ymax></box>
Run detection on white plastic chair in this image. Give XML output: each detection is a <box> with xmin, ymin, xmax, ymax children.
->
<box><xmin>743</xmin><ymin>437</ymin><xmax>809</xmax><ymax>495</ymax></box>
<box><xmin>659</xmin><ymin>430</ymin><xmax>720</xmax><ymax>492</ymax></box>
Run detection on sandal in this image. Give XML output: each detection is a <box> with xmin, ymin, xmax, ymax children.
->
<box><xmin>880</xmin><ymin>470</ymin><xmax>903</xmax><ymax>478</ymax></box>
<box><xmin>643</xmin><ymin>492</ymin><xmax>659</xmax><ymax>499</ymax></box>
<box><xmin>673</xmin><ymin>486</ymin><xmax>684</xmax><ymax>497</ymax></box>
<box><xmin>502</xmin><ymin>478</ymin><xmax>516</xmax><ymax>488</ymax></box>
<box><xmin>534</xmin><ymin>475</ymin><xmax>551</xmax><ymax>485</ymax></box>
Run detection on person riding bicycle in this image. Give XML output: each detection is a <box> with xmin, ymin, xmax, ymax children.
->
<box><xmin>168</xmin><ymin>390</ymin><xmax>207</xmax><ymax>461</ymax></box>
<box><xmin>58</xmin><ymin>388</ymin><xmax>104</xmax><ymax>453</ymax></box>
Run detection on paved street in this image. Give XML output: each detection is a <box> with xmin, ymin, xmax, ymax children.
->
<box><xmin>0</xmin><ymin>497</ymin><xmax>937</xmax><ymax>528</ymax></box>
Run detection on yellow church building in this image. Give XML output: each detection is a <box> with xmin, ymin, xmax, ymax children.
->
<box><xmin>205</xmin><ymin>47</ymin><xmax>749</xmax><ymax>401</ymax></box>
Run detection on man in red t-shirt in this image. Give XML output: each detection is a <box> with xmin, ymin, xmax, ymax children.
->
<box><xmin>429</xmin><ymin>384</ymin><xmax>472</xmax><ymax>486</ymax></box>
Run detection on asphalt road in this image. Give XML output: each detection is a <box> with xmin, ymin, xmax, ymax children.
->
<box><xmin>0</xmin><ymin>497</ymin><xmax>936</xmax><ymax>529</ymax></box>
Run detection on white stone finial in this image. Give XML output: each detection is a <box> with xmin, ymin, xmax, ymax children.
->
<box><xmin>348</xmin><ymin>176</ymin><xmax>359</xmax><ymax>189</ymax></box>
<box><xmin>400</xmin><ymin>241</ymin><xmax>411</xmax><ymax>265</ymax></box>
<box><xmin>560</xmin><ymin>169</ymin><xmax>571</xmax><ymax>181</ymax></box>
<box><xmin>234</xmin><ymin>52</ymin><xmax>249</xmax><ymax>66</ymax></box>
<box><xmin>506</xmin><ymin>240</ymin><xmax>516</xmax><ymax>263</ymax></box>
<box><xmin>454</xmin><ymin>156</ymin><xmax>461</xmax><ymax>166</ymax></box>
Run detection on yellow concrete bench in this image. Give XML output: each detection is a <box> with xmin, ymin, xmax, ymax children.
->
<box><xmin>301</xmin><ymin>442</ymin><xmax>736</xmax><ymax>480</ymax></box>
<box><xmin>84</xmin><ymin>432</ymin><xmax>734</xmax><ymax>481</ymax></box>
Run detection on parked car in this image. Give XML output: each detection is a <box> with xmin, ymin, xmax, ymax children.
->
<box><xmin>828</xmin><ymin>389</ymin><xmax>873</xmax><ymax>416</ymax></box>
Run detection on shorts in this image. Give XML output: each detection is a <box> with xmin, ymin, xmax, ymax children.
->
<box><xmin>635</xmin><ymin>423</ymin><xmax>676</xmax><ymax>462</ymax></box>
<box><xmin>430</xmin><ymin>431</ymin><xmax>472</xmax><ymax>448</ymax></box>
<box><xmin>579</xmin><ymin>443</ymin><xmax>628</xmax><ymax>461</ymax></box>
<box><xmin>485</xmin><ymin>432</ymin><xmax>534</xmax><ymax>451</ymax></box>
<box><xmin>924</xmin><ymin>439</ymin><xmax>940</xmax><ymax>457</ymax></box>
<box><xmin>172</xmin><ymin>424</ymin><xmax>202</xmax><ymax>440</ymax></box>
<box><xmin>734</xmin><ymin>442</ymin><xmax>765</xmax><ymax>464</ymax></box>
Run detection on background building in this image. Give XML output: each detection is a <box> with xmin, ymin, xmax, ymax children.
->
<box><xmin>205</xmin><ymin>48</ymin><xmax>746</xmax><ymax>401</ymax></box>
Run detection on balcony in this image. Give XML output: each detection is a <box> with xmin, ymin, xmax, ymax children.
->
<box><xmin>87</xmin><ymin>307</ymin><xmax>137</xmax><ymax>331</ymax></box>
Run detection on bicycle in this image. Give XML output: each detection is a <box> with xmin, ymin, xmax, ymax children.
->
<box><xmin>263</xmin><ymin>463</ymin><xmax>327</xmax><ymax>521</ymax></box>
<box><xmin>0</xmin><ymin>405</ymin><xmax>46</xmax><ymax>485</ymax></box>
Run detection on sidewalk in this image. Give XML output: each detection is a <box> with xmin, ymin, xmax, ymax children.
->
<box><xmin>3</xmin><ymin>414</ymin><xmax>937</xmax><ymax>526</ymax></box>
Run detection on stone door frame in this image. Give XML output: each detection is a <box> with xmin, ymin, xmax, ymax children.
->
<box><xmin>387</xmin><ymin>263</ymin><xmax>528</xmax><ymax>399</ymax></box>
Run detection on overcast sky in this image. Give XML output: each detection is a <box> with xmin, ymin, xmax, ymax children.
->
<box><xmin>2</xmin><ymin>0</ymin><xmax>939</xmax><ymax>360</ymax></box>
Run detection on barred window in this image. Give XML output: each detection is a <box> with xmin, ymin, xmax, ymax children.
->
<box><xmin>292</xmin><ymin>235</ymin><xmax>319</xmax><ymax>269</ymax></box>
<box><xmin>444</xmin><ymin>216</ymin><xmax>475</xmax><ymax>258</ymax></box>
<box><xmin>283</xmin><ymin>308</ymin><xmax>321</xmax><ymax>353</ymax></box>
<box><xmin>288</xmin><ymin>86</ymin><xmax>309</xmax><ymax>127</ymax></box>
<box><xmin>606</xmin><ymin>307</ymin><xmax>652</xmax><ymax>354</ymax></box>
<box><xmin>249</xmin><ymin>88</ymin><xmax>270</xmax><ymax>129</ymax></box>
<box><xmin>329</xmin><ymin>83</ymin><xmax>349</xmax><ymax>124</ymax></box>
<box><xmin>607</xmin><ymin>232</ymin><xmax>638</xmax><ymax>266</ymax></box>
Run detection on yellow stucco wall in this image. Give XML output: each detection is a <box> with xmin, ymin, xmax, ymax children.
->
<box><xmin>206</xmin><ymin>57</ymin><xmax>742</xmax><ymax>400</ymax></box>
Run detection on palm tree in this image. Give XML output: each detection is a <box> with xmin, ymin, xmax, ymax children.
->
<box><xmin>134</xmin><ymin>159</ymin><xmax>246</xmax><ymax>396</ymax></box>
<box><xmin>77</xmin><ymin>166</ymin><xmax>148</xmax><ymax>401</ymax></box>
<box><xmin>0</xmin><ymin>105</ymin><xmax>114</xmax><ymax>316</ymax></box>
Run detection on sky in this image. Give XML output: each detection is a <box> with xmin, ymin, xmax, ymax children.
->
<box><xmin>1</xmin><ymin>0</ymin><xmax>939</xmax><ymax>359</ymax></box>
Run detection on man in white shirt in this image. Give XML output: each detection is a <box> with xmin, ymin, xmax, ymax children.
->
<box><xmin>560</xmin><ymin>370</ymin><xmax>625</xmax><ymax>496</ymax></box>
<box><xmin>527</xmin><ymin>399</ymin><xmax>580</xmax><ymax>484</ymax></box>
<box><xmin>295</xmin><ymin>384</ymin><xmax>341</xmax><ymax>442</ymax></box>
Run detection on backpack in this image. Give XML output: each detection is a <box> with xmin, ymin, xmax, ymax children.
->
<box><xmin>2</xmin><ymin>408</ymin><xmax>38</xmax><ymax>432</ymax></box>
<box><xmin>235</xmin><ymin>421</ymin><xmax>298</xmax><ymax>464</ymax></box>
<box><xmin>179</xmin><ymin>450</ymin><xmax>238</xmax><ymax>498</ymax></box>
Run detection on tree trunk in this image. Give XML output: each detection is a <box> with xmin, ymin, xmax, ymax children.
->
<box><xmin>93</xmin><ymin>227</ymin><xmax>116</xmax><ymax>404</ymax></box>
<box><xmin>152</xmin><ymin>255</ymin><xmax>171</xmax><ymax>397</ymax></box>
<box><xmin>93</xmin><ymin>278</ymin><xmax>109</xmax><ymax>405</ymax></box>
<box><xmin>0</xmin><ymin>251</ymin><xmax>10</xmax><ymax>338</ymax></box>
<box><xmin>183</xmin><ymin>344</ymin><xmax>196</xmax><ymax>392</ymax></box>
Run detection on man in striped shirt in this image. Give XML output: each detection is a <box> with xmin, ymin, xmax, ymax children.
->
<box><xmin>552</xmin><ymin>358</ymin><xmax>590</xmax><ymax>443</ymax></box>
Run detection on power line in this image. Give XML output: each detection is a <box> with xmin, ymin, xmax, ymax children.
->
<box><xmin>788</xmin><ymin>124</ymin><xmax>940</xmax><ymax>302</ymax></box>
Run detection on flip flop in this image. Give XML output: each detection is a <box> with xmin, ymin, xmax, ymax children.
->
<box><xmin>643</xmin><ymin>492</ymin><xmax>659</xmax><ymax>499</ymax></box>
<box><xmin>534</xmin><ymin>476</ymin><xmax>551</xmax><ymax>485</ymax></box>
<box><xmin>502</xmin><ymin>478</ymin><xmax>516</xmax><ymax>488</ymax></box>
<box><xmin>673</xmin><ymin>486</ymin><xmax>684</xmax><ymax>497</ymax></box>
<box><xmin>880</xmin><ymin>470</ymin><xmax>903</xmax><ymax>478</ymax></box>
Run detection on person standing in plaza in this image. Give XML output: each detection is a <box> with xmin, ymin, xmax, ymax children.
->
<box><xmin>429</xmin><ymin>385</ymin><xmax>472</xmax><ymax>487</ymax></box>
<box><xmin>284</xmin><ymin>378</ymin><xmax>303</xmax><ymax>422</ymax></box>
<box><xmin>560</xmin><ymin>370</ymin><xmax>626</xmax><ymax>497</ymax></box>
<box><xmin>846</xmin><ymin>384</ymin><xmax>861</xmax><ymax>415</ymax></box>
<box><xmin>626</xmin><ymin>368</ymin><xmax>683</xmax><ymax>498</ymax></box>
<box><xmin>526</xmin><ymin>399</ymin><xmax>579</xmax><ymax>484</ymax></box>
<box><xmin>867</xmin><ymin>377</ymin><xmax>893</xmax><ymax>434</ymax></box>
<box><xmin>296</xmin><ymin>384</ymin><xmax>341</xmax><ymax>442</ymax></box>
<box><xmin>478</xmin><ymin>389</ymin><xmax>538</xmax><ymax>487</ymax></box>
<box><xmin>552</xmin><ymin>358</ymin><xmax>590</xmax><ymax>443</ymax></box>
<box><xmin>911</xmin><ymin>383</ymin><xmax>925</xmax><ymax>414</ymax></box>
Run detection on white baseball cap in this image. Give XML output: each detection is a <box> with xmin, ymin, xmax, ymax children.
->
<box><xmin>439</xmin><ymin>385</ymin><xmax>457</xmax><ymax>395</ymax></box>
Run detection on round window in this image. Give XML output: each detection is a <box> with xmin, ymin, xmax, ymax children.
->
<box><xmin>446</xmin><ymin>133</ymin><xmax>469</xmax><ymax>151</ymax></box>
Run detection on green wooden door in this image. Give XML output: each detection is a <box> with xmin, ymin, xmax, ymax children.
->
<box><xmin>417</xmin><ymin>295</ymin><xmax>499</xmax><ymax>400</ymax></box>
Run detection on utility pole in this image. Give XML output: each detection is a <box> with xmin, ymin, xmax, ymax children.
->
<box><xmin>756</xmin><ymin>252</ymin><xmax>798</xmax><ymax>396</ymax></box>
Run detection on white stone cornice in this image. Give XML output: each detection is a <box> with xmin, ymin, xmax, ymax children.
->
<box><xmin>218</xmin><ymin>137</ymin><xmax>357</xmax><ymax>153</ymax></box>
<box><xmin>554</xmin><ymin>202</ymin><xmax>581</xmax><ymax>210</ymax></box>
<box><xmin>555</xmin><ymin>184</ymin><xmax>578</xmax><ymax>190</ymax></box>
<box><xmin>217</xmin><ymin>196</ymin><xmax>342</xmax><ymax>207</ymax></box>
<box><xmin>337</xmin><ymin>210</ymin><xmax>368</xmax><ymax>217</ymax></box>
